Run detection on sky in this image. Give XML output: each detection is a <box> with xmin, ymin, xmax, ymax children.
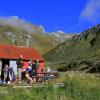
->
<box><xmin>0</xmin><ymin>0</ymin><xmax>100</xmax><ymax>33</ymax></box>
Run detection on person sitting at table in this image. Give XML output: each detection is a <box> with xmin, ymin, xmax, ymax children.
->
<box><xmin>25</xmin><ymin>68</ymin><xmax>34</xmax><ymax>84</ymax></box>
<box><xmin>21</xmin><ymin>61</ymin><xmax>29</xmax><ymax>81</ymax></box>
<box><xmin>38</xmin><ymin>69</ymin><xmax>44</xmax><ymax>82</ymax></box>
<box><xmin>21</xmin><ymin>60</ymin><xmax>34</xmax><ymax>83</ymax></box>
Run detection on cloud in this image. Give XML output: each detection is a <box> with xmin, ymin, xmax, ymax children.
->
<box><xmin>0</xmin><ymin>16</ymin><xmax>42</xmax><ymax>33</ymax></box>
<box><xmin>62</xmin><ymin>0</ymin><xmax>100</xmax><ymax>33</ymax></box>
<box><xmin>0</xmin><ymin>16</ymin><xmax>25</xmax><ymax>27</ymax></box>
<box><xmin>79</xmin><ymin>0</ymin><xmax>100</xmax><ymax>23</ymax></box>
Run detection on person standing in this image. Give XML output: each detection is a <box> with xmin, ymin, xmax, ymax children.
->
<box><xmin>3</xmin><ymin>64</ymin><xmax>9</xmax><ymax>83</ymax></box>
<box><xmin>9</xmin><ymin>60</ymin><xmax>17</xmax><ymax>82</ymax></box>
<box><xmin>17</xmin><ymin>55</ymin><xmax>23</xmax><ymax>83</ymax></box>
<box><xmin>32</xmin><ymin>61</ymin><xmax>37</xmax><ymax>75</ymax></box>
<box><xmin>0</xmin><ymin>60</ymin><xmax>2</xmax><ymax>81</ymax></box>
<box><xmin>35</xmin><ymin>59</ymin><xmax>39</xmax><ymax>72</ymax></box>
<box><xmin>32</xmin><ymin>59</ymin><xmax>39</xmax><ymax>75</ymax></box>
<box><xmin>34</xmin><ymin>59</ymin><xmax>39</xmax><ymax>82</ymax></box>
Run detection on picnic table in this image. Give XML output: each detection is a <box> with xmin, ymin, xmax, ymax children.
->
<box><xmin>32</xmin><ymin>72</ymin><xmax>57</xmax><ymax>83</ymax></box>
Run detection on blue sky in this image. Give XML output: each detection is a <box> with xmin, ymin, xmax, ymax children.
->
<box><xmin>0</xmin><ymin>0</ymin><xmax>100</xmax><ymax>33</ymax></box>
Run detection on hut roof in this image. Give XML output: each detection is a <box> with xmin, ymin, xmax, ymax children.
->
<box><xmin>0</xmin><ymin>44</ymin><xmax>44</xmax><ymax>61</ymax></box>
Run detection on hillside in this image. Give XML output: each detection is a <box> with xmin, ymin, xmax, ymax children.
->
<box><xmin>0</xmin><ymin>16</ymin><xmax>60</xmax><ymax>53</ymax></box>
<box><xmin>0</xmin><ymin>16</ymin><xmax>76</xmax><ymax>54</ymax></box>
<box><xmin>44</xmin><ymin>24</ymin><xmax>100</xmax><ymax>73</ymax></box>
<box><xmin>50</xmin><ymin>31</ymin><xmax>76</xmax><ymax>42</ymax></box>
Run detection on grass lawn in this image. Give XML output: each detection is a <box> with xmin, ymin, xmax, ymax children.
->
<box><xmin>0</xmin><ymin>71</ymin><xmax>100</xmax><ymax>100</ymax></box>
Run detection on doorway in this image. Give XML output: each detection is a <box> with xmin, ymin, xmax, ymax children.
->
<box><xmin>1</xmin><ymin>59</ymin><xmax>10</xmax><ymax>81</ymax></box>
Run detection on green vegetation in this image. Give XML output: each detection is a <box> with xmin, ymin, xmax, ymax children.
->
<box><xmin>0</xmin><ymin>25</ymin><xmax>58</xmax><ymax>53</ymax></box>
<box><xmin>0</xmin><ymin>20</ymin><xmax>100</xmax><ymax>100</ymax></box>
<box><xmin>44</xmin><ymin>24</ymin><xmax>100</xmax><ymax>73</ymax></box>
<box><xmin>0</xmin><ymin>72</ymin><xmax>100</xmax><ymax>100</ymax></box>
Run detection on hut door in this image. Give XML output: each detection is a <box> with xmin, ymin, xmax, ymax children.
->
<box><xmin>9</xmin><ymin>60</ymin><xmax>17</xmax><ymax>75</ymax></box>
<box><xmin>1</xmin><ymin>59</ymin><xmax>9</xmax><ymax>81</ymax></box>
<box><xmin>0</xmin><ymin>60</ymin><xmax>2</xmax><ymax>77</ymax></box>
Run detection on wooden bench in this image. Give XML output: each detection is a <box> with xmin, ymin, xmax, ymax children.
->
<box><xmin>32</xmin><ymin>72</ymin><xmax>57</xmax><ymax>83</ymax></box>
<box><xmin>15</xmin><ymin>72</ymin><xmax>57</xmax><ymax>83</ymax></box>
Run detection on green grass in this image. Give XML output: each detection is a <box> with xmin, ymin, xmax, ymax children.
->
<box><xmin>43</xmin><ymin>25</ymin><xmax>100</xmax><ymax>72</ymax></box>
<box><xmin>0</xmin><ymin>72</ymin><xmax>100</xmax><ymax>100</ymax></box>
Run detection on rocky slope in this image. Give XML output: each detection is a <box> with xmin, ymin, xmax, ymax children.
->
<box><xmin>0</xmin><ymin>16</ymin><xmax>77</xmax><ymax>53</ymax></box>
<box><xmin>50</xmin><ymin>31</ymin><xmax>76</xmax><ymax>42</ymax></box>
<box><xmin>44</xmin><ymin>24</ymin><xmax>100</xmax><ymax>73</ymax></box>
<box><xmin>0</xmin><ymin>16</ymin><xmax>45</xmax><ymax>33</ymax></box>
<box><xmin>0</xmin><ymin>16</ymin><xmax>59</xmax><ymax>53</ymax></box>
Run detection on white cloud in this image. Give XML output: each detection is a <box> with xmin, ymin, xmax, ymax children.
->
<box><xmin>0</xmin><ymin>16</ymin><xmax>37</xmax><ymax>32</ymax></box>
<box><xmin>79</xmin><ymin>0</ymin><xmax>100</xmax><ymax>23</ymax></box>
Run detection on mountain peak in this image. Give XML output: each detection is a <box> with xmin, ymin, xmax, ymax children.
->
<box><xmin>9</xmin><ymin>16</ymin><xmax>20</xmax><ymax>20</ymax></box>
<box><xmin>0</xmin><ymin>16</ymin><xmax>45</xmax><ymax>33</ymax></box>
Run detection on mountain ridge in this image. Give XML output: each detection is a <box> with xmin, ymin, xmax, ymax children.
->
<box><xmin>44</xmin><ymin>24</ymin><xmax>100</xmax><ymax>73</ymax></box>
<box><xmin>0</xmin><ymin>16</ymin><xmax>77</xmax><ymax>53</ymax></box>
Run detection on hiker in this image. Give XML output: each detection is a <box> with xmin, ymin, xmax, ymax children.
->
<box><xmin>13</xmin><ymin>74</ymin><xmax>19</xmax><ymax>84</ymax></box>
<box><xmin>36</xmin><ymin>59</ymin><xmax>40</xmax><ymax>81</ymax></box>
<box><xmin>27</xmin><ymin>60</ymin><xmax>33</xmax><ymax>73</ymax></box>
<box><xmin>33</xmin><ymin>59</ymin><xmax>39</xmax><ymax>82</ymax></box>
<box><xmin>22</xmin><ymin>60</ymin><xmax>32</xmax><ymax>76</ymax></box>
<box><xmin>9</xmin><ymin>60</ymin><xmax>17</xmax><ymax>83</ymax></box>
<box><xmin>25</xmin><ymin>69</ymin><xmax>34</xmax><ymax>84</ymax></box>
<box><xmin>31</xmin><ymin>61</ymin><xmax>37</xmax><ymax>82</ymax></box>
<box><xmin>21</xmin><ymin>61</ymin><xmax>29</xmax><ymax>81</ymax></box>
<box><xmin>9</xmin><ymin>67</ymin><xmax>16</xmax><ymax>82</ymax></box>
<box><xmin>22</xmin><ymin>61</ymin><xmax>29</xmax><ymax>72</ymax></box>
<box><xmin>0</xmin><ymin>60</ymin><xmax>2</xmax><ymax>82</ymax></box>
<box><xmin>35</xmin><ymin>59</ymin><xmax>39</xmax><ymax>72</ymax></box>
<box><xmin>31</xmin><ymin>61</ymin><xmax>36</xmax><ymax>74</ymax></box>
<box><xmin>21</xmin><ymin>60</ymin><xmax>34</xmax><ymax>83</ymax></box>
<box><xmin>3</xmin><ymin>64</ymin><xmax>9</xmax><ymax>83</ymax></box>
<box><xmin>17</xmin><ymin>55</ymin><xmax>23</xmax><ymax>83</ymax></box>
